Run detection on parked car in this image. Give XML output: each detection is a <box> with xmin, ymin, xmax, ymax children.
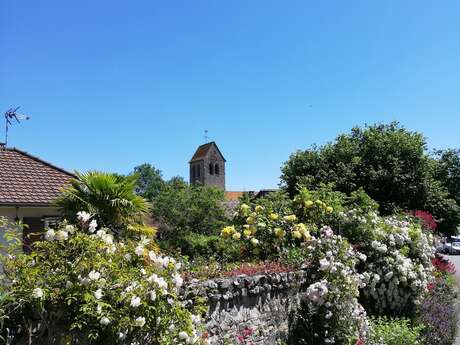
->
<box><xmin>437</xmin><ymin>236</ymin><xmax>460</xmax><ymax>254</ymax></box>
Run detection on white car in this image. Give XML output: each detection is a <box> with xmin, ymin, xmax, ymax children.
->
<box><xmin>437</xmin><ymin>236</ymin><xmax>460</xmax><ymax>254</ymax></box>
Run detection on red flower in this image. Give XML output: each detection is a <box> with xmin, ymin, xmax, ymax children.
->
<box><xmin>355</xmin><ymin>339</ymin><xmax>365</xmax><ymax>345</ymax></box>
<box><xmin>412</xmin><ymin>210</ymin><xmax>437</xmax><ymax>231</ymax></box>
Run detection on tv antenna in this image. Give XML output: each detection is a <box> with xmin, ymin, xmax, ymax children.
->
<box><xmin>4</xmin><ymin>107</ymin><xmax>30</xmax><ymax>146</ymax></box>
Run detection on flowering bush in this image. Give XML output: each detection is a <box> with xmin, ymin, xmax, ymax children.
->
<box><xmin>288</xmin><ymin>227</ymin><xmax>369</xmax><ymax>345</ymax></box>
<box><xmin>418</xmin><ymin>254</ymin><xmax>458</xmax><ymax>345</ymax></box>
<box><xmin>338</xmin><ymin>211</ymin><xmax>435</xmax><ymax>316</ymax></box>
<box><xmin>412</xmin><ymin>210</ymin><xmax>437</xmax><ymax>232</ymax></box>
<box><xmin>0</xmin><ymin>213</ymin><xmax>202</xmax><ymax>345</ymax></box>
<box><xmin>222</xmin><ymin>203</ymin><xmax>314</xmax><ymax>259</ymax></box>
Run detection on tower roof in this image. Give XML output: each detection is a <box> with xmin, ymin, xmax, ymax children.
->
<box><xmin>189</xmin><ymin>141</ymin><xmax>226</xmax><ymax>163</ymax></box>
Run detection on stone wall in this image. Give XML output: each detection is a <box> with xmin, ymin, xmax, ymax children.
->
<box><xmin>182</xmin><ymin>271</ymin><xmax>308</xmax><ymax>345</ymax></box>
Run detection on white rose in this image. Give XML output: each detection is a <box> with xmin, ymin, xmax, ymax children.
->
<box><xmin>44</xmin><ymin>229</ymin><xmax>55</xmax><ymax>241</ymax></box>
<box><xmin>135</xmin><ymin>246</ymin><xmax>144</xmax><ymax>257</ymax></box>
<box><xmin>77</xmin><ymin>211</ymin><xmax>91</xmax><ymax>223</ymax></box>
<box><xmin>100</xmin><ymin>316</ymin><xmax>110</xmax><ymax>325</ymax></box>
<box><xmin>32</xmin><ymin>288</ymin><xmax>44</xmax><ymax>299</ymax></box>
<box><xmin>179</xmin><ymin>331</ymin><xmax>189</xmax><ymax>340</ymax></box>
<box><xmin>134</xmin><ymin>316</ymin><xmax>146</xmax><ymax>327</ymax></box>
<box><xmin>94</xmin><ymin>289</ymin><xmax>103</xmax><ymax>300</ymax></box>
<box><xmin>130</xmin><ymin>296</ymin><xmax>141</xmax><ymax>308</ymax></box>
<box><xmin>88</xmin><ymin>270</ymin><xmax>101</xmax><ymax>281</ymax></box>
<box><xmin>55</xmin><ymin>230</ymin><xmax>68</xmax><ymax>241</ymax></box>
<box><xmin>88</xmin><ymin>219</ymin><xmax>98</xmax><ymax>233</ymax></box>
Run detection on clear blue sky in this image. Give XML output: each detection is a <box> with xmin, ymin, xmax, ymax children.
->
<box><xmin>1</xmin><ymin>1</ymin><xmax>459</xmax><ymax>190</ymax></box>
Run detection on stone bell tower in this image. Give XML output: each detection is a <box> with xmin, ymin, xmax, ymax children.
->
<box><xmin>189</xmin><ymin>141</ymin><xmax>226</xmax><ymax>190</ymax></box>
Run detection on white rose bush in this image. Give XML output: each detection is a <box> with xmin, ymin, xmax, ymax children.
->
<box><xmin>0</xmin><ymin>214</ymin><xmax>202</xmax><ymax>345</ymax></box>
<box><xmin>288</xmin><ymin>226</ymin><xmax>369</xmax><ymax>344</ymax></box>
<box><xmin>339</xmin><ymin>210</ymin><xmax>435</xmax><ymax>315</ymax></box>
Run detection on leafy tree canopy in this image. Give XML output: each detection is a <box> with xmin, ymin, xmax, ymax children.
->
<box><xmin>132</xmin><ymin>163</ymin><xmax>165</xmax><ymax>200</ymax></box>
<box><xmin>281</xmin><ymin>122</ymin><xmax>460</xmax><ymax>235</ymax></box>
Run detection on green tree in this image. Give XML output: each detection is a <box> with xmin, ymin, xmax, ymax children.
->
<box><xmin>281</xmin><ymin>122</ymin><xmax>460</xmax><ymax>234</ymax></box>
<box><xmin>435</xmin><ymin>149</ymin><xmax>460</xmax><ymax>204</ymax></box>
<box><xmin>152</xmin><ymin>180</ymin><xmax>227</xmax><ymax>238</ymax></box>
<box><xmin>132</xmin><ymin>163</ymin><xmax>165</xmax><ymax>200</ymax></box>
<box><xmin>57</xmin><ymin>171</ymin><xmax>151</xmax><ymax>236</ymax></box>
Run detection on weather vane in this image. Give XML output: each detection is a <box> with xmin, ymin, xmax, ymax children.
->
<box><xmin>204</xmin><ymin>129</ymin><xmax>209</xmax><ymax>143</ymax></box>
<box><xmin>3</xmin><ymin>106</ymin><xmax>30</xmax><ymax>146</ymax></box>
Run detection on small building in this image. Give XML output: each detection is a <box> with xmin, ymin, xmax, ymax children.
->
<box><xmin>189</xmin><ymin>141</ymin><xmax>226</xmax><ymax>190</ymax></box>
<box><xmin>0</xmin><ymin>146</ymin><xmax>74</xmax><ymax>249</ymax></box>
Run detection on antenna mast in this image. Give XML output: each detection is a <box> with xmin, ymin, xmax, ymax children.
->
<box><xmin>4</xmin><ymin>107</ymin><xmax>30</xmax><ymax>146</ymax></box>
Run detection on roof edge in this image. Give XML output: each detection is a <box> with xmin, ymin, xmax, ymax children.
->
<box><xmin>7</xmin><ymin>147</ymin><xmax>77</xmax><ymax>178</ymax></box>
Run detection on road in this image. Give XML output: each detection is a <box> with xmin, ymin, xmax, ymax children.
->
<box><xmin>443</xmin><ymin>254</ymin><xmax>460</xmax><ymax>345</ymax></box>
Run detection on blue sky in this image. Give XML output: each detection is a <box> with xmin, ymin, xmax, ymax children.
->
<box><xmin>1</xmin><ymin>1</ymin><xmax>460</xmax><ymax>190</ymax></box>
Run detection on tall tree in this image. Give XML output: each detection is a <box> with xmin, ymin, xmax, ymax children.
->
<box><xmin>132</xmin><ymin>164</ymin><xmax>165</xmax><ymax>200</ymax></box>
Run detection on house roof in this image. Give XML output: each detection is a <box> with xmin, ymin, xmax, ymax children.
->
<box><xmin>0</xmin><ymin>147</ymin><xmax>75</xmax><ymax>206</ymax></box>
<box><xmin>189</xmin><ymin>141</ymin><xmax>226</xmax><ymax>163</ymax></box>
<box><xmin>225</xmin><ymin>191</ymin><xmax>245</xmax><ymax>201</ymax></box>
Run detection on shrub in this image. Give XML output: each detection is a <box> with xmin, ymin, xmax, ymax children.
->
<box><xmin>367</xmin><ymin>317</ymin><xmax>423</xmax><ymax>345</ymax></box>
<box><xmin>222</xmin><ymin>202</ymin><xmax>315</xmax><ymax>260</ymax></box>
<box><xmin>0</xmin><ymin>214</ymin><xmax>202</xmax><ymax>345</ymax></box>
<box><xmin>288</xmin><ymin>227</ymin><xmax>369</xmax><ymax>345</ymax></box>
<box><xmin>153</xmin><ymin>180</ymin><xmax>228</xmax><ymax>238</ymax></box>
<box><xmin>418</xmin><ymin>255</ymin><xmax>458</xmax><ymax>345</ymax></box>
<box><xmin>339</xmin><ymin>211</ymin><xmax>435</xmax><ymax>316</ymax></box>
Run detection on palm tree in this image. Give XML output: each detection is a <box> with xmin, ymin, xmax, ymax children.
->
<box><xmin>57</xmin><ymin>171</ymin><xmax>151</xmax><ymax>235</ymax></box>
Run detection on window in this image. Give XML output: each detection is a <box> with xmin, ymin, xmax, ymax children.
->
<box><xmin>197</xmin><ymin>165</ymin><xmax>201</xmax><ymax>177</ymax></box>
<box><xmin>215</xmin><ymin>163</ymin><xmax>220</xmax><ymax>175</ymax></box>
<box><xmin>209</xmin><ymin>163</ymin><xmax>214</xmax><ymax>175</ymax></box>
<box><xmin>192</xmin><ymin>166</ymin><xmax>196</xmax><ymax>179</ymax></box>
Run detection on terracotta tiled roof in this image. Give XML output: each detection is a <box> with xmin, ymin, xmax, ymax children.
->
<box><xmin>225</xmin><ymin>191</ymin><xmax>245</xmax><ymax>201</ymax></box>
<box><xmin>189</xmin><ymin>141</ymin><xmax>226</xmax><ymax>162</ymax></box>
<box><xmin>0</xmin><ymin>147</ymin><xmax>75</xmax><ymax>206</ymax></box>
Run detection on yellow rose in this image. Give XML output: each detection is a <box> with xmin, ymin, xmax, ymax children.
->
<box><xmin>315</xmin><ymin>200</ymin><xmax>323</xmax><ymax>206</ymax></box>
<box><xmin>246</xmin><ymin>216</ymin><xmax>255</xmax><ymax>225</ymax></box>
<box><xmin>283</xmin><ymin>215</ymin><xmax>297</xmax><ymax>222</ymax></box>
<box><xmin>274</xmin><ymin>228</ymin><xmax>285</xmax><ymax>238</ymax></box>
<box><xmin>250</xmin><ymin>238</ymin><xmax>259</xmax><ymax>246</ymax></box>
<box><xmin>303</xmin><ymin>231</ymin><xmax>312</xmax><ymax>241</ymax></box>
<box><xmin>326</xmin><ymin>206</ymin><xmax>334</xmax><ymax>213</ymax></box>
<box><xmin>243</xmin><ymin>229</ymin><xmax>252</xmax><ymax>238</ymax></box>
<box><xmin>294</xmin><ymin>223</ymin><xmax>308</xmax><ymax>235</ymax></box>
<box><xmin>304</xmin><ymin>200</ymin><xmax>314</xmax><ymax>208</ymax></box>
<box><xmin>232</xmin><ymin>232</ymin><xmax>241</xmax><ymax>240</ymax></box>
<box><xmin>243</xmin><ymin>224</ymin><xmax>250</xmax><ymax>229</ymax></box>
<box><xmin>240</xmin><ymin>203</ymin><xmax>250</xmax><ymax>211</ymax></box>
<box><xmin>250</xmin><ymin>226</ymin><xmax>257</xmax><ymax>235</ymax></box>
<box><xmin>269</xmin><ymin>213</ymin><xmax>279</xmax><ymax>221</ymax></box>
<box><xmin>255</xmin><ymin>205</ymin><xmax>264</xmax><ymax>213</ymax></box>
<box><xmin>221</xmin><ymin>225</ymin><xmax>235</xmax><ymax>237</ymax></box>
<box><xmin>292</xmin><ymin>230</ymin><xmax>302</xmax><ymax>239</ymax></box>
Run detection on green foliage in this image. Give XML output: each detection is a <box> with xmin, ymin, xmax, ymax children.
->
<box><xmin>368</xmin><ymin>317</ymin><xmax>423</xmax><ymax>345</ymax></box>
<box><xmin>132</xmin><ymin>163</ymin><xmax>166</xmax><ymax>200</ymax></box>
<box><xmin>0</xmin><ymin>220</ymin><xmax>201</xmax><ymax>345</ymax></box>
<box><xmin>57</xmin><ymin>171</ymin><xmax>151</xmax><ymax>236</ymax></box>
<box><xmin>0</xmin><ymin>217</ymin><xmax>23</xmax><ymax>254</ymax></box>
<box><xmin>153</xmin><ymin>180</ymin><xmax>228</xmax><ymax>238</ymax></box>
<box><xmin>162</xmin><ymin>233</ymin><xmax>241</xmax><ymax>262</ymax></box>
<box><xmin>281</xmin><ymin>122</ymin><xmax>460</xmax><ymax>235</ymax></box>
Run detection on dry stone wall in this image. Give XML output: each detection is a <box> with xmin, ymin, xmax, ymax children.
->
<box><xmin>182</xmin><ymin>271</ymin><xmax>308</xmax><ymax>345</ymax></box>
